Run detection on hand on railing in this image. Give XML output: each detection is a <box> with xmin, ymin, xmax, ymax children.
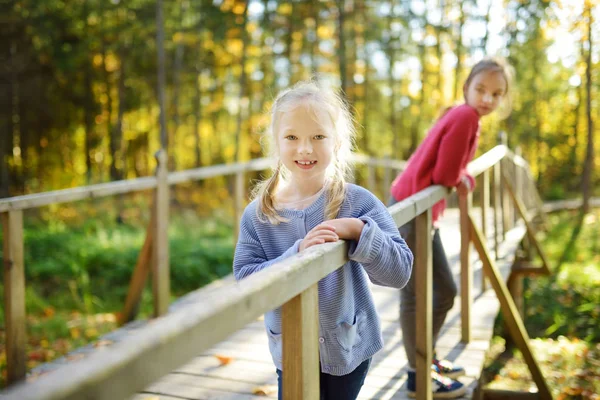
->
<box><xmin>299</xmin><ymin>224</ymin><xmax>339</xmax><ymax>251</ymax></box>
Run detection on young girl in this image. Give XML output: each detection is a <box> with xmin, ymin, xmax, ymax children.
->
<box><xmin>389</xmin><ymin>58</ymin><xmax>512</xmax><ymax>398</ymax></box>
<box><xmin>233</xmin><ymin>81</ymin><xmax>414</xmax><ymax>400</ymax></box>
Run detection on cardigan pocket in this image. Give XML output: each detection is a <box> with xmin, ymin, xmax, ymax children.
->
<box><xmin>267</xmin><ymin>328</ymin><xmax>283</xmax><ymax>364</ymax></box>
<box><xmin>332</xmin><ymin>313</ymin><xmax>363</xmax><ymax>353</ymax></box>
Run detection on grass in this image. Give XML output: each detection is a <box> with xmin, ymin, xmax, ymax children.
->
<box><xmin>481</xmin><ymin>209</ymin><xmax>600</xmax><ymax>399</ymax></box>
<box><xmin>0</xmin><ymin>199</ymin><xmax>236</xmax><ymax>387</ymax></box>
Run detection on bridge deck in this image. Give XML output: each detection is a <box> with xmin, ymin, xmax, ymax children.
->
<box><xmin>129</xmin><ymin>209</ymin><xmax>525</xmax><ymax>400</ymax></box>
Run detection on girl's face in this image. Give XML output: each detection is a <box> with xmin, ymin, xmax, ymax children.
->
<box><xmin>276</xmin><ymin>104</ymin><xmax>335</xmax><ymax>184</ymax></box>
<box><xmin>464</xmin><ymin>70</ymin><xmax>507</xmax><ymax>116</ymax></box>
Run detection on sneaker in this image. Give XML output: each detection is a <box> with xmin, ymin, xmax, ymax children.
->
<box><xmin>407</xmin><ymin>369</ymin><xmax>467</xmax><ymax>399</ymax></box>
<box><xmin>432</xmin><ymin>356</ymin><xmax>466</xmax><ymax>379</ymax></box>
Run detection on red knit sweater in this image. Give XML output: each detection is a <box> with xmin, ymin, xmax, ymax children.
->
<box><xmin>390</xmin><ymin>104</ymin><xmax>480</xmax><ymax>223</ymax></box>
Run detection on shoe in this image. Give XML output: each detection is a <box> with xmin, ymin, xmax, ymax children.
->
<box><xmin>432</xmin><ymin>356</ymin><xmax>466</xmax><ymax>379</ymax></box>
<box><xmin>407</xmin><ymin>369</ymin><xmax>467</xmax><ymax>399</ymax></box>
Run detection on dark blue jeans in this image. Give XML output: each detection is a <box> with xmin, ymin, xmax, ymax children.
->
<box><xmin>276</xmin><ymin>358</ymin><xmax>371</xmax><ymax>400</ymax></box>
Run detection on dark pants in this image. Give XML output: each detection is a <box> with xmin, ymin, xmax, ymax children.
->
<box><xmin>276</xmin><ymin>358</ymin><xmax>371</xmax><ymax>400</ymax></box>
<box><xmin>398</xmin><ymin>220</ymin><xmax>457</xmax><ymax>368</ymax></box>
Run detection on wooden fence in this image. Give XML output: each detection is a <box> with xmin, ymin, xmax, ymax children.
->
<box><xmin>1</xmin><ymin>145</ymin><xmax>553</xmax><ymax>399</ymax></box>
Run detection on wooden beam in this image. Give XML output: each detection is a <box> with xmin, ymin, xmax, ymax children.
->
<box><xmin>493</xmin><ymin>163</ymin><xmax>501</xmax><ymax>259</ymax></box>
<box><xmin>2</xmin><ymin>210</ymin><xmax>27</xmax><ymax>384</ymax></box>
<box><xmin>233</xmin><ymin>171</ymin><xmax>245</xmax><ymax>243</ymax></box>
<box><xmin>501</xmin><ymin>173</ymin><xmax>551</xmax><ymax>275</ymax></box>
<box><xmin>415</xmin><ymin>209</ymin><xmax>433</xmax><ymax>400</ymax></box>
<box><xmin>459</xmin><ymin>193</ymin><xmax>472</xmax><ymax>343</ymax></box>
<box><xmin>282</xmin><ymin>284</ymin><xmax>320</xmax><ymax>400</ymax></box>
<box><xmin>469</xmin><ymin>214</ymin><xmax>553</xmax><ymax>400</ymax></box>
<box><xmin>119</xmin><ymin>214</ymin><xmax>154</xmax><ymax>325</ymax></box>
<box><xmin>481</xmin><ymin>169</ymin><xmax>490</xmax><ymax>292</ymax></box>
<box><xmin>152</xmin><ymin>150</ymin><xmax>170</xmax><ymax>317</ymax></box>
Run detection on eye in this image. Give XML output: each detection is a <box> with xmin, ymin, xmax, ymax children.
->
<box><xmin>284</xmin><ymin>135</ymin><xmax>297</xmax><ymax>140</ymax></box>
<box><xmin>314</xmin><ymin>134</ymin><xmax>326</xmax><ymax>140</ymax></box>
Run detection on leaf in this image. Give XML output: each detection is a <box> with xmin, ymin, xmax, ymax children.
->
<box><xmin>252</xmin><ymin>385</ymin><xmax>277</xmax><ymax>396</ymax></box>
<box><xmin>93</xmin><ymin>339</ymin><xmax>113</xmax><ymax>348</ymax></box>
<box><xmin>215</xmin><ymin>355</ymin><xmax>233</xmax><ymax>365</ymax></box>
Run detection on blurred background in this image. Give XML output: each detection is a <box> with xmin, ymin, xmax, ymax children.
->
<box><xmin>0</xmin><ymin>0</ymin><xmax>597</xmax><ymax>201</ymax></box>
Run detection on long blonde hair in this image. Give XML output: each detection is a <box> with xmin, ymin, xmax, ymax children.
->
<box><xmin>253</xmin><ymin>80</ymin><xmax>356</xmax><ymax>224</ymax></box>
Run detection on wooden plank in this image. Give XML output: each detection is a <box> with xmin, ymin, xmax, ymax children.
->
<box><xmin>493</xmin><ymin>163</ymin><xmax>501</xmax><ymax>259</ymax></box>
<box><xmin>2</xmin><ymin>210</ymin><xmax>27</xmax><ymax>384</ymax></box>
<box><xmin>119</xmin><ymin>214</ymin><xmax>154</xmax><ymax>325</ymax></box>
<box><xmin>152</xmin><ymin>150</ymin><xmax>170</xmax><ymax>317</ymax></box>
<box><xmin>367</xmin><ymin>164</ymin><xmax>376</xmax><ymax>194</ymax></box>
<box><xmin>234</xmin><ymin>171</ymin><xmax>245</xmax><ymax>242</ymax></box>
<box><xmin>282</xmin><ymin>284</ymin><xmax>319</xmax><ymax>400</ymax></box>
<box><xmin>501</xmin><ymin>173</ymin><xmax>551</xmax><ymax>275</ymax></box>
<box><xmin>0</xmin><ymin>177</ymin><xmax>158</xmax><ymax>213</ymax></box>
<box><xmin>481</xmin><ymin>169</ymin><xmax>490</xmax><ymax>291</ymax></box>
<box><xmin>469</xmin><ymin>214</ymin><xmax>553</xmax><ymax>400</ymax></box>
<box><xmin>415</xmin><ymin>209</ymin><xmax>432</xmax><ymax>400</ymax></box>
<box><xmin>459</xmin><ymin>193</ymin><xmax>472</xmax><ymax>343</ymax></box>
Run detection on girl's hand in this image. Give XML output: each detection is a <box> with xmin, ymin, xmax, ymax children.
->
<box><xmin>457</xmin><ymin>175</ymin><xmax>472</xmax><ymax>197</ymax></box>
<box><xmin>321</xmin><ymin>218</ymin><xmax>365</xmax><ymax>241</ymax></box>
<box><xmin>456</xmin><ymin>180</ymin><xmax>470</xmax><ymax>197</ymax></box>
<box><xmin>299</xmin><ymin>224</ymin><xmax>339</xmax><ymax>251</ymax></box>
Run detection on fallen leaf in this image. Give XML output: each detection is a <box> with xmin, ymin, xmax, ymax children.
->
<box><xmin>94</xmin><ymin>340</ymin><xmax>114</xmax><ymax>348</ymax></box>
<box><xmin>66</xmin><ymin>353</ymin><xmax>86</xmax><ymax>362</ymax></box>
<box><xmin>252</xmin><ymin>385</ymin><xmax>277</xmax><ymax>396</ymax></box>
<box><xmin>215</xmin><ymin>355</ymin><xmax>233</xmax><ymax>365</ymax></box>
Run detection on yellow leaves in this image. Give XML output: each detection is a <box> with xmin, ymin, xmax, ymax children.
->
<box><xmin>227</xmin><ymin>39</ymin><xmax>244</xmax><ymax>58</ymax></box>
<box><xmin>278</xmin><ymin>3</ymin><xmax>293</xmax><ymax>15</ymax></box>
<box><xmin>317</xmin><ymin>25</ymin><xmax>334</xmax><ymax>40</ymax></box>
<box><xmin>232</xmin><ymin>3</ymin><xmax>246</xmax><ymax>15</ymax></box>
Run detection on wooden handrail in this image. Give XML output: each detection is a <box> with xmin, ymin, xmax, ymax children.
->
<box><xmin>0</xmin><ymin>154</ymin><xmax>405</xmax><ymax>213</ymax></box>
<box><xmin>2</xmin><ymin>144</ymin><xmax>549</xmax><ymax>400</ymax></box>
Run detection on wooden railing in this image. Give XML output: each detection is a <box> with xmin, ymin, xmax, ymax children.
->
<box><xmin>1</xmin><ymin>145</ymin><xmax>553</xmax><ymax>399</ymax></box>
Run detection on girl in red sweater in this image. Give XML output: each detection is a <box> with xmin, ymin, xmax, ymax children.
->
<box><xmin>389</xmin><ymin>58</ymin><xmax>512</xmax><ymax>398</ymax></box>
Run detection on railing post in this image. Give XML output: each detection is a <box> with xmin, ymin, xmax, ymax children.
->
<box><xmin>480</xmin><ymin>169</ymin><xmax>490</xmax><ymax>291</ymax></box>
<box><xmin>459</xmin><ymin>192</ymin><xmax>472</xmax><ymax>343</ymax></box>
<box><xmin>514</xmin><ymin>147</ymin><xmax>523</xmax><ymax>225</ymax></box>
<box><xmin>415</xmin><ymin>209</ymin><xmax>433</xmax><ymax>400</ymax></box>
<box><xmin>2</xmin><ymin>210</ymin><xmax>27</xmax><ymax>384</ymax></box>
<box><xmin>282</xmin><ymin>284</ymin><xmax>320</xmax><ymax>399</ymax></box>
<box><xmin>501</xmin><ymin>158</ymin><xmax>511</xmax><ymax>235</ymax></box>
<box><xmin>493</xmin><ymin>162</ymin><xmax>501</xmax><ymax>259</ymax></box>
<box><xmin>234</xmin><ymin>170</ymin><xmax>245</xmax><ymax>242</ymax></box>
<box><xmin>367</xmin><ymin>164</ymin><xmax>376</xmax><ymax>196</ymax></box>
<box><xmin>382</xmin><ymin>157</ymin><xmax>392</xmax><ymax>201</ymax></box>
<box><xmin>152</xmin><ymin>150</ymin><xmax>170</xmax><ymax>317</ymax></box>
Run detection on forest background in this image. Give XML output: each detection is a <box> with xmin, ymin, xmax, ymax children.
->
<box><xmin>0</xmin><ymin>0</ymin><xmax>597</xmax><ymax>203</ymax></box>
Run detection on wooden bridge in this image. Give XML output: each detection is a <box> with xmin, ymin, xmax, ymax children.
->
<box><xmin>0</xmin><ymin>145</ymin><xmax>554</xmax><ymax>399</ymax></box>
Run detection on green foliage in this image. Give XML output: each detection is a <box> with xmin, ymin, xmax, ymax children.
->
<box><xmin>484</xmin><ymin>209</ymin><xmax>600</xmax><ymax>397</ymax></box>
<box><xmin>0</xmin><ymin>209</ymin><xmax>235</xmax><ymax>317</ymax></box>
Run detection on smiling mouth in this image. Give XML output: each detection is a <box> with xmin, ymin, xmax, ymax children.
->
<box><xmin>296</xmin><ymin>160</ymin><xmax>317</xmax><ymax>165</ymax></box>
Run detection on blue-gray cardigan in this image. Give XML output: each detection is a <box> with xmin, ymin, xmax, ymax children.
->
<box><xmin>233</xmin><ymin>184</ymin><xmax>413</xmax><ymax>376</ymax></box>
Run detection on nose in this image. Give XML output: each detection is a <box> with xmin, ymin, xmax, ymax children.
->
<box><xmin>298</xmin><ymin>139</ymin><xmax>313</xmax><ymax>155</ymax></box>
<box><xmin>482</xmin><ymin>93</ymin><xmax>493</xmax><ymax>104</ymax></box>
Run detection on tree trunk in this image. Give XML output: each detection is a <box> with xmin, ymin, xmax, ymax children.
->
<box><xmin>337</xmin><ymin>0</ymin><xmax>347</xmax><ymax>96</ymax></box>
<box><xmin>170</xmin><ymin>1</ymin><xmax>187</xmax><ymax>170</ymax></box>
<box><xmin>233</xmin><ymin>2</ymin><xmax>249</xmax><ymax>163</ymax></box>
<box><xmin>453</xmin><ymin>0</ymin><xmax>465</xmax><ymax>100</ymax></box>
<box><xmin>84</xmin><ymin>0</ymin><xmax>95</xmax><ymax>184</ymax></box>
<box><xmin>582</xmin><ymin>3</ymin><xmax>594</xmax><ymax>213</ymax></box>
<box><xmin>156</xmin><ymin>0</ymin><xmax>168</xmax><ymax>151</ymax></box>
<box><xmin>387</xmin><ymin>10</ymin><xmax>397</xmax><ymax>158</ymax></box>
